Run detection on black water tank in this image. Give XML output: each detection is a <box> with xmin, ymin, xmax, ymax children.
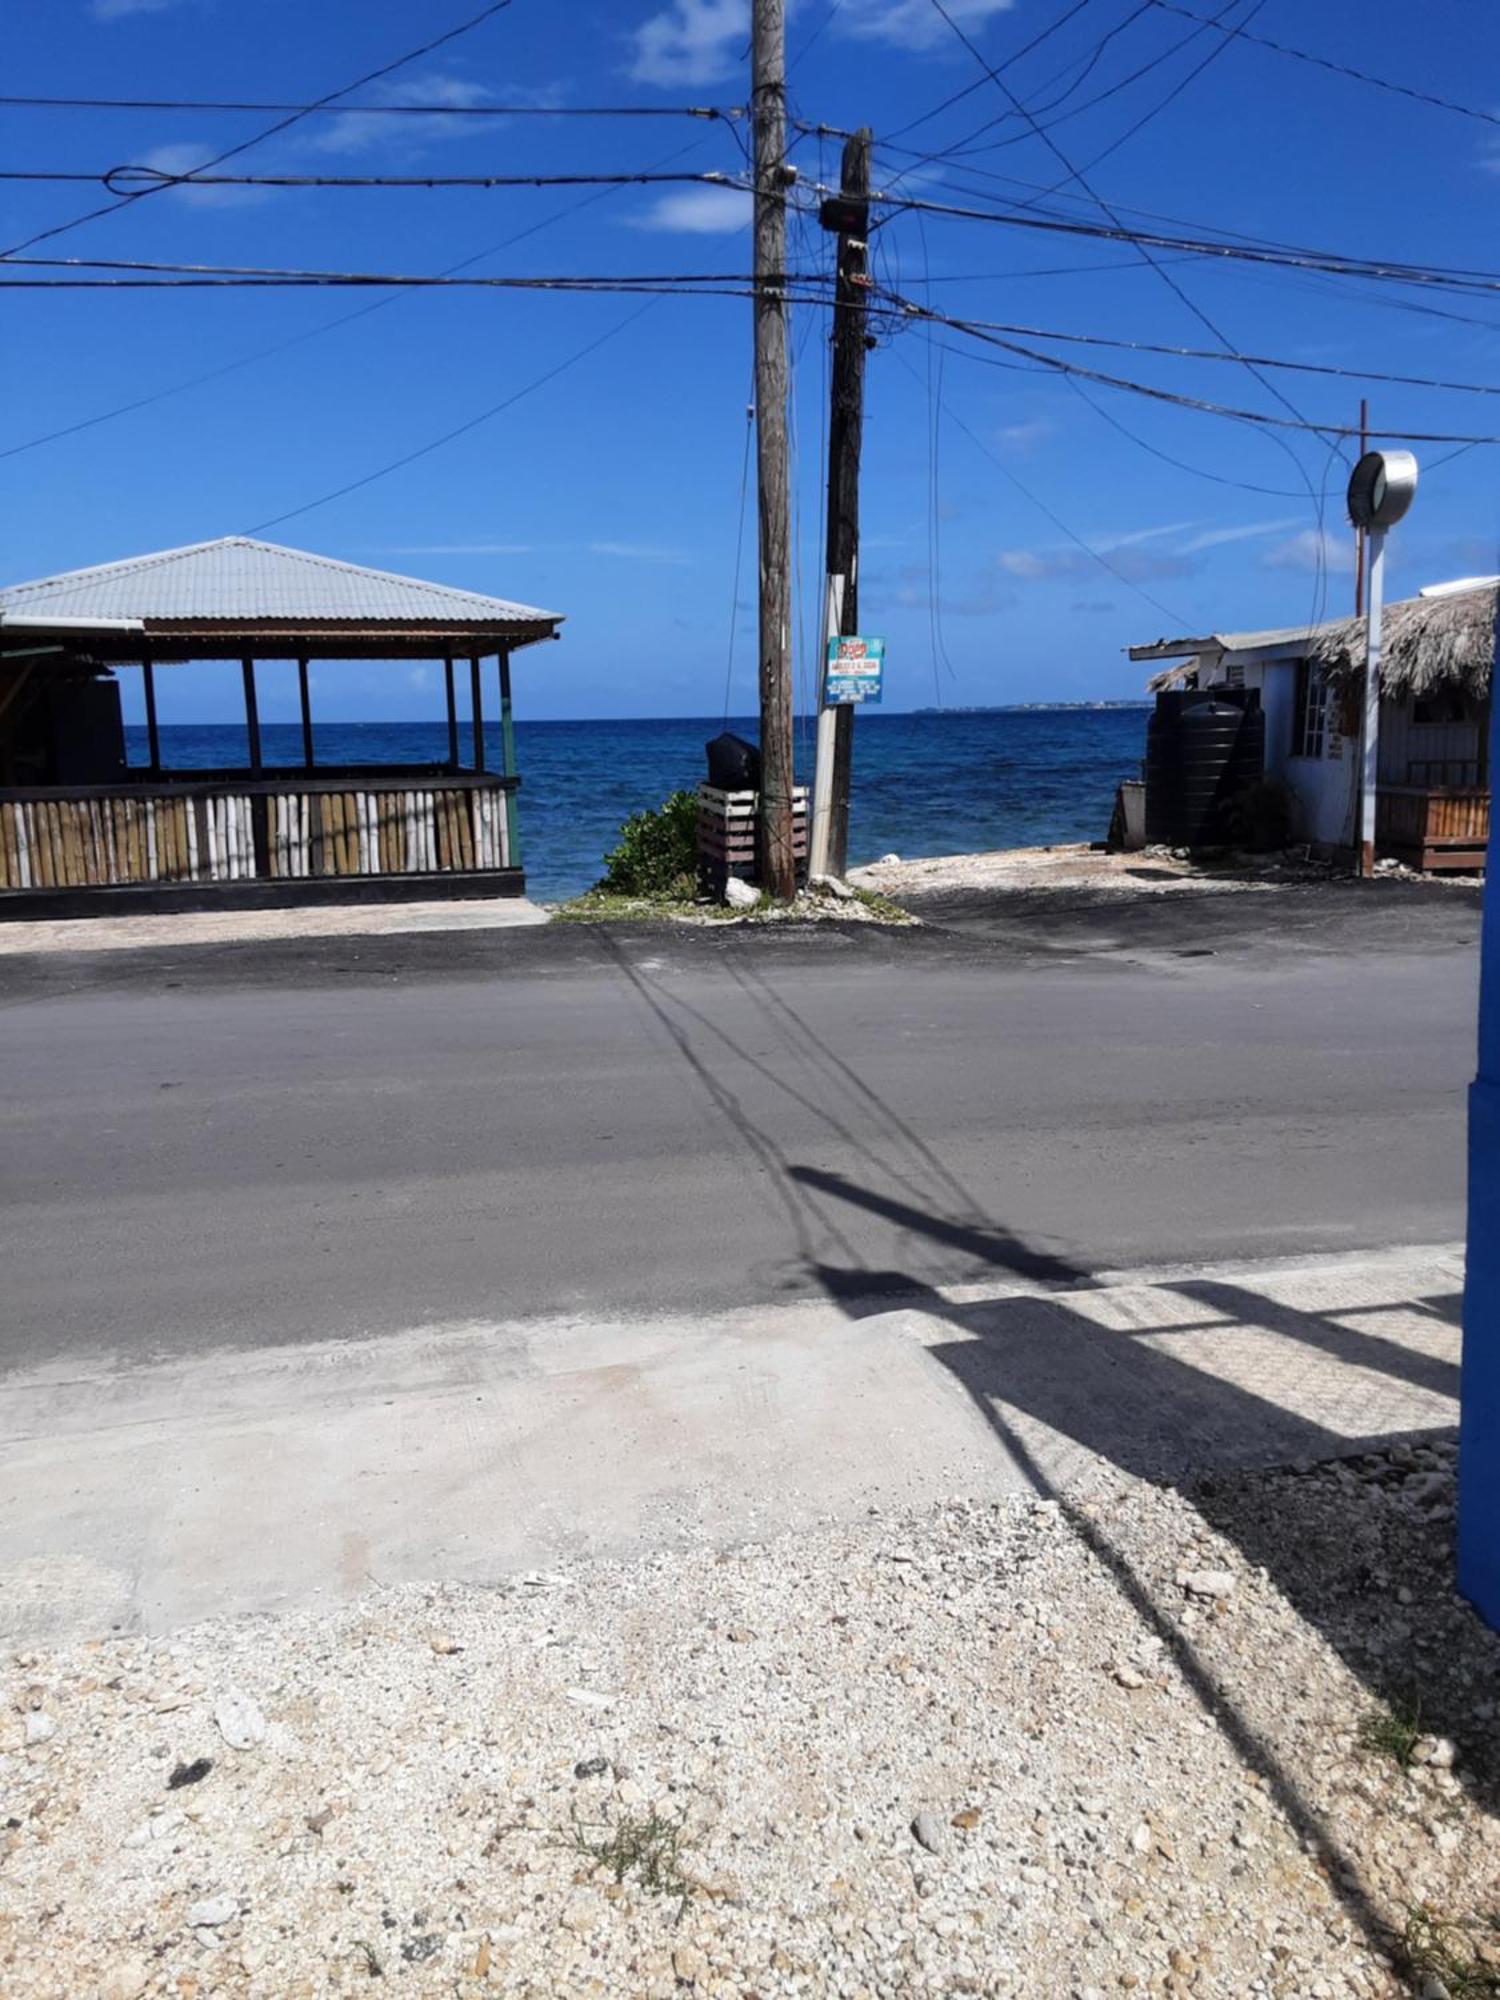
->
<box><xmin>706</xmin><ymin>731</ymin><xmax>761</xmax><ymax>790</ymax></box>
<box><xmin>1144</xmin><ymin>687</ymin><xmax>1264</xmax><ymax>847</ymax></box>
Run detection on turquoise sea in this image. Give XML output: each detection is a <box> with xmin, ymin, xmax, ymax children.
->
<box><xmin>126</xmin><ymin>709</ymin><xmax>1150</xmax><ymax>903</ymax></box>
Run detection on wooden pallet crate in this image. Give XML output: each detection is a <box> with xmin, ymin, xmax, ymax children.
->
<box><xmin>697</xmin><ymin>784</ymin><xmax>808</xmax><ymax>894</ymax></box>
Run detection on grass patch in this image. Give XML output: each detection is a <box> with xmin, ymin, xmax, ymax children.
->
<box><xmin>1358</xmin><ymin>1692</ymin><xmax>1425</xmax><ymax>1768</ymax></box>
<box><xmin>570</xmin><ymin>1805</ymin><xmax>694</xmax><ymax>1905</ymax></box>
<box><xmin>850</xmin><ymin>885</ymin><xmax>914</xmax><ymax>923</ymax></box>
<box><xmin>1400</xmin><ymin>1906</ymin><xmax>1500</xmax><ymax>1996</ymax></box>
<box><xmin>551</xmin><ymin>887</ymin><xmax>745</xmax><ymax>925</ymax></box>
<box><xmin>551</xmin><ymin>883</ymin><xmax>912</xmax><ymax>926</ymax></box>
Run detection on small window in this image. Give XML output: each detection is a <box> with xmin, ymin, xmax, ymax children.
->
<box><xmin>1411</xmin><ymin>689</ymin><xmax>1468</xmax><ymax>726</ymax></box>
<box><xmin>1220</xmin><ymin>662</ymin><xmax>1245</xmax><ymax>688</ymax></box>
<box><xmin>1291</xmin><ymin>659</ymin><xmax>1327</xmax><ymax>759</ymax></box>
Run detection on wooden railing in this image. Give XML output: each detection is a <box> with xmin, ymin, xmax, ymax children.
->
<box><xmin>0</xmin><ymin>770</ymin><xmax>517</xmax><ymax>893</ymax></box>
<box><xmin>1377</xmin><ymin>784</ymin><xmax>1489</xmax><ymax>873</ymax></box>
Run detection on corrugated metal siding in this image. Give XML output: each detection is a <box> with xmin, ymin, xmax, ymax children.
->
<box><xmin>0</xmin><ymin>538</ymin><xmax>559</xmax><ymax>626</ymax></box>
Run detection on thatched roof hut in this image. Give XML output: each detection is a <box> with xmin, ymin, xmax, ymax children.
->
<box><xmin>1309</xmin><ymin>583</ymin><xmax>1496</xmax><ymax>698</ymax></box>
<box><xmin>1132</xmin><ymin>581</ymin><xmax>1497</xmax><ymax>697</ymax></box>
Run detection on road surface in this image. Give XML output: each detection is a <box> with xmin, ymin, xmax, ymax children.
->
<box><xmin>0</xmin><ymin>879</ymin><xmax>1480</xmax><ymax>1373</ymax></box>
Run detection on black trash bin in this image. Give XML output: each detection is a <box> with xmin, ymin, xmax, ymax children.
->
<box><xmin>705</xmin><ymin>732</ymin><xmax>761</xmax><ymax>791</ymax></box>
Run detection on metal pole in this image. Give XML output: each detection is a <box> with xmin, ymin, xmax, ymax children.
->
<box><xmin>297</xmin><ymin>658</ymin><xmax>314</xmax><ymax>768</ymax></box>
<box><xmin>142</xmin><ymin>654</ymin><xmax>161</xmax><ymax>773</ymax></box>
<box><xmin>242</xmin><ymin>658</ymin><xmax>262</xmax><ymax>773</ymax></box>
<box><xmin>1360</xmin><ymin>525</ymin><xmax>1387</xmax><ymax>879</ymax></box>
<box><xmin>751</xmin><ymin>0</ymin><xmax>796</xmax><ymax>901</ymax></box>
<box><xmin>469</xmin><ymin>654</ymin><xmax>484</xmax><ymax>771</ymax></box>
<box><xmin>444</xmin><ymin>657</ymin><xmax>459</xmax><ymax>768</ymax></box>
<box><xmin>497</xmin><ymin>647</ymin><xmax>520</xmax><ymax>868</ymax></box>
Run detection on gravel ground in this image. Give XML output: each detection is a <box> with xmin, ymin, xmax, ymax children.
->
<box><xmin>3</xmin><ymin>1442</ymin><xmax>1497</xmax><ymax>2000</ymax></box>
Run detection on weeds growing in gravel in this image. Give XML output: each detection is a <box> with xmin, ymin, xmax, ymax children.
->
<box><xmin>1358</xmin><ymin>1692</ymin><xmax>1425</xmax><ymax>1767</ymax></box>
<box><xmin>1400</xmin><ymin>1905</ymin><xmax>1500</xmax><ymax>1996</ymax></box>
<box><xmin>570</xmin><ymin>1805</ymin><xmax>694</xmax><ymax>1905</ymax></box>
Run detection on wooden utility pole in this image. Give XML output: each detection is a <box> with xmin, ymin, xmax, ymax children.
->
<box><xmin>751</xmin><ymin>0</ymin><xmax>796</xmax><ymax>900</ymax></box>
<box><xmin>809</xmin><ymin>128</ymin><xmax>872</xmax><ymax>881</ymax></box>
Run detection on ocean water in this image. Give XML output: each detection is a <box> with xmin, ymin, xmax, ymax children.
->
<box><xmin>125</xmin><ymin>709</ymin><xmax>1150</xmax><ymax>903</ymax></box>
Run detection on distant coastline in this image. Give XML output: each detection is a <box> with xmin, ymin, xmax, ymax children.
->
<box><xmin>908</xmin><ymin>701</ymin><xmax>1150</xmax><ymax>715</ymax></box>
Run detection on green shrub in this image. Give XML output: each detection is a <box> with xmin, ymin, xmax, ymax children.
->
<box><xmin>600</xmin><ymin>790</ymin><xmax>700</xmax><ymax>899</ymax></box>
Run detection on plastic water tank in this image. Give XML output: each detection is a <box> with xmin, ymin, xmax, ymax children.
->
<box><xmin>1144</xmin><ymin>688</ymin><xmax>1265</xmax><ymax>847</ymax></box>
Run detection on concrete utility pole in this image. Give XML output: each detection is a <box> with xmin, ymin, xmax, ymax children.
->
<box><xmin>809</xmin><ymin>127</ymin><xmax>872</xmax><ymax>882</ymax></box>
<box><xmin>751</xmin><ymin>0</ymin><xmax>796</xmax><ymax>901</ymax></box>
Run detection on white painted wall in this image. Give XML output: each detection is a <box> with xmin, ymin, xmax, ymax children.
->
<box><xmin>1209</xmin><ymin>658</ymin><xmax>1355</xmax><ymax>850</ymax></box>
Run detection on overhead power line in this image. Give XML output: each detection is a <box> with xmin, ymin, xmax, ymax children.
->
<box><xmin>880</xmin><ymin>291</ymin><xmax>1500</xmax><ymax>445</ymax></box>
<box><xmin>1145</xmin><ymin>1</ymin><xmax>1500</xmax><ymax>130</ymax></box>
<box><xmin>870</xmin><ymin>297</ymin><xmax>1500</xmax><ymax>397</ymax></box>
<box><xmin>33</xmin><ymin>165</ymin><xmax>752</xmax><ymax>195</ymax></box>
<box><xmin>888</xmin><ymin>342</ymin><xmax>1190</xmax><ymax>626</ymax></box>
<box><xmin>867</xmin><ymin>191</ymin><xmax>1500</xmax><ymax>297</ymax></box>
<box><xmin>1</xmin><ymin>255</ymin><xmax>831</xmax><ymax>292</ymax></box>
<box><xmin>0</xmin><ymin>132</ymin><xmax>718</xmax><ymax>464</ymax></box>
<box><xmin>246</xmin><ymin>298</ymin><xmax>662</xmax><ymax>533</ymax></box>
<box><xmin>881</xmin><ymin>0</ymin><xmax>1104</xmax><ymax>144</ymax></box>
<box><xmin>0</xmin><ymin>94</ymin><xmax>737</xmax><ymax>122</ymax></box>
<box><xmin>0</xmin><ymin>0</ymin><xmax>518</xmax><ymax>260</ymax></box>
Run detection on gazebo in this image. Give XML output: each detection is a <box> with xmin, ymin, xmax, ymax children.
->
<box><xmin>0</xmin><ymin>537</ymin><xmax>562</xmax><ymax>914</ymax></box>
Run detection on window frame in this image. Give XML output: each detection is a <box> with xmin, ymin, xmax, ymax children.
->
<box><xmin>1290</xmin><ymin>657</ymin><xmax>1328</xmax><ymax>760</ymax></box>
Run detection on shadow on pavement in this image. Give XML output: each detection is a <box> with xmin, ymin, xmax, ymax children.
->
<box><xmin>597</xmin><ymin>920</ymin><xmax>1493</xmax><ymax>1974</ymax></box>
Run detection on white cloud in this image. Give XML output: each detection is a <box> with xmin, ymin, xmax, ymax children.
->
<box><xmin>994</xmin><ymin>418</ymin><xmax>1054</xmax><ymax>455</ymax></box>
<box><xmin>628</xmin><ymin>0</ymin><xmax>747</xmax><ymax>87</ymax></box>
<box><xmin>589</xmin><ymin>541</ymin><xmax>690</xmax><ymax>563</ymax></box>
<box><xmin>995</xmin><ymin>516</ymin><xmax>1321</xmax><ymax>585</ymax></box>
<box><xmin>312</xmin><ymin>73</ymin><xmax>500</xmax><ymax>156</ymax></box>
<box><xmin>90</xmin><ymin>0</ymin><xmax>184</xmax><ymax>18</ymax></box>
<box><xmin>1262</xmin><ymin>526</ymin><xmax>1356</xmax><ymax>575</ymax></box>
<box><xmin>130</xmin><ymin>143</ymin><xmax>270</xmax><ymax>208</ymax></box>
<box><xmin>629</xmin><ymin>184</ymin><xmax>752</xmax><ymax>233</ymax></box>
<box><xmin>625</xmin><ymin>0</ymin><xmax>1017</xmax><ymax>85</ymax></box>
<box><xmin>409</xmin><ymin>665</ymin><xmax>435</xmax><ymax>692</ymax></box>
<box><xmin>837</xmin><ymin>0</ymin><xmax>1016</xmax><ymax>51</ymax></box>
<box><xmin>1179</xmin><ymin>515</ymin><xmax>1304</xmax><ymax>555</ymax></box>
<box><xmin>997</xmin><ymin>520</ymin><xmax>1199</xmax><ymax>583</ymax></box>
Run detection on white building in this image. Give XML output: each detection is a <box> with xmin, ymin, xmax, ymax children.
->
<box><xmin>1130</xmin><ymin>579</ymin><xmax>1495</xmax><ymax>871</ymax></box>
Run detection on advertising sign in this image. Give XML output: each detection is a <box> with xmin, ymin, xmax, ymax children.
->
<box><xmin>824</xmin><ymin>634</ymin><xmax>885</xmax><ymax>706</ymax></box>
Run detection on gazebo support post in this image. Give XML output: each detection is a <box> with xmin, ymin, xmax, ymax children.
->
<box><xmin>298</xmin><ymin>658</ymin><xmax>314</xmax><ymax>768</ymax></box>
<box><xmin>469</xmin><ymin>655</ymin><xmax>484</xmax><ymax>772</ymax></box>
<box><xmin>444</xmin><ymin>658</ymin><xmax>459</xmax><ymax>769</ymax></box>
<box><xmin>242</xmin><ymin>658</ymin><xmax>262</xmax><ymax>773</ymax></box>
<box><xmin>142</xmin><ymin>654</ymin><xmax>161</xmax><ymax>773</ymax></box>
<box><xmin>498</xmin><ymin>646</ymin><xmax>520</xmax><ymax>865</ymax></box>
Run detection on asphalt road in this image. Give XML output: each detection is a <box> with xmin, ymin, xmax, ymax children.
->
<box><xmin>0</xmin><ymin>880</ymin><xmax>1481</xmax><ymax>1371</ymax></box>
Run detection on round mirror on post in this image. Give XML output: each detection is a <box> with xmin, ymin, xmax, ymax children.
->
<box><xmin>1347</xmin><ymin>448</ymin><xmax>1419</xmax><ymax>530</ymax></box>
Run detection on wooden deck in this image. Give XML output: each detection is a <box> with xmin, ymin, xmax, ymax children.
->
<box><xmin>0</xmin><ymin>768</ymin><xmax>521</xmax><ymax>912</ymax></box>
<box><xmin>1376</xmin><ymin>784</ymin><xmax>1489</xmax><ymax>873</ymax></box>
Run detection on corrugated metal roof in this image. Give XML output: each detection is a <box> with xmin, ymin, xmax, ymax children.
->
<box><xmin>0</xmin><ymin>537</ymin><xmax>561</xmax><ymax>627</ymax></box>
<box><xmin>1130</xmin><ymin>615</ymin><xmax>1344</xmax><ymax>662</ymax></box>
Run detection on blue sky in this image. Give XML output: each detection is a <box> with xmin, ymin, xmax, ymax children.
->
<box><xmin>4</xmin><ymin>0</ymin><xmax>1500</xmax><ymax>723</ymax></box>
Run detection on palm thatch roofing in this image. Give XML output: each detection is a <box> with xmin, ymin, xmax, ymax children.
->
<box><xmin>1135</xmin><ymin>582</ymin><xmax>1497</xmax><ymax>699</ymax></box>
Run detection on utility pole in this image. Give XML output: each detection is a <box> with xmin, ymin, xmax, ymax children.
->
<box><xmin>1354</xmin><ymin>397</ymin><xmax>1369</xmax><ymax>616</ymax></box>
<box><xmin>809</xmin><ymin>127</ymin><xmax>872</xmax><ymax>882</ymax></box>
<box><xmin>751</xmin><ymin>0</ymin><xmax>796</xmax><ymax>901</ymax></box>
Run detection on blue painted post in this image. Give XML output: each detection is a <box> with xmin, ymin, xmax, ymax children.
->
<box><xmin>1459</xmin><ymin>602</ymin><xmax>1500</xmax><ymax>1626</ymax></box>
